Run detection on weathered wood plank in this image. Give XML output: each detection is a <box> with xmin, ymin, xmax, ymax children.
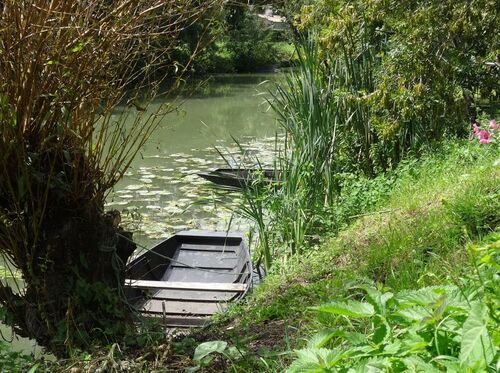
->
<box><xmin>177</xmin><ymin>230</ymin><xmax>244</xmax><ymax>239</ymax></box>
<box><xmin>141</xmin><ymin>300</ymin><xmax>227</xmax><ymax>315</ymax></box>
<box><xmin>124</xmin><ymin>279</ymin><xmax>247</xmax><ymax>292</ymax></box>
<box><xmin>173</xmin><ymin>250</ymin><xmax>238</xmax><ymax>270</ymax></box>
<box><xmin>164</xmin><ymin>268</ymin><xmax>238</xmax><ymax>283</ymax></box>
<box><xmin>152</xmin><ymin>289</ymin><xmax>239</xmax><ymax>302</ymax></box>
<box><xmin>180</xmin><ymin>243</ymin><xmax>237</xmax><ymax>252</ymax></box>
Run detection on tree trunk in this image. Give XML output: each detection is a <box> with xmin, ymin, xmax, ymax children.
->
<box><xmin>0</xmin><ymin>211</ymin><xmax>136</xmax><ymax>356</ymax></box>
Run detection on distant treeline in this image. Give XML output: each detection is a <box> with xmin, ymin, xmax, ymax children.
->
<box><xmin>170</xmin><ymin>3</ymin><xmax>295</xmax><ymax>74</ymax></box>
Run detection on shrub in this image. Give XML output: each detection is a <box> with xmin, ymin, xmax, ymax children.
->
<box><xmin>298</xmin><ymin>0</ymin><xmax>499</xmax><ymax>167</ymax></box>
<box><xmin>0</xmin><ymin>0</ymin><xmax>215</xmax><ymax>355</ymax></box>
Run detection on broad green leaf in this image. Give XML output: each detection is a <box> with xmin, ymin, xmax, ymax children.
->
<box><xmin>372</xmin><ymin>316</ymin><xmax>390</xmax><ymax>345</ymax></box>
<box><xmin>459</xmin><ymin>302</ymin><xmax>494</xmax><ymax>368</ymax></box>
<box><xmin>193</xmin><ymin>340</ymin><xmax>227</xmax><ymax>361</ymax></box>
<box><xmin>225</xmin><ymin>346</ymin><xmax>245</xmax><ymax>360</ymax></box>
<box><xmin>343</xmin><ymin>331</ymin><xmax>368</xmax><ymax>346</ymax></box>
<box><xmin>395</xmin><ymin>286</ymin><xmax>456</xmax><ymax>307</ymax></box>
<box><xmin>350</xmin><ymin>357</ymin><xmax>392</xmax><ymax>372</ymax></box>
<box><xmin>399</xmin><ymin>331</ymin><xmax>428</xmax><ymax>354</ymax></box>
<box><xmin>356</xmin><ymin>285</ymin><xmax>393</xmax><ymax>315</ymax></box>
<box><xmin>307</xmin><ymin>330</ymin><xmax>337</xmax><ymax>348</ymax></box>
<box><xmin>393</xmin><ymin>305</ymin><xmax>431</xmax><ymax>322</ymax></box>
<box><xmin>402</xmin><ymin>356</ymin><xmax>441</xmax><ymax>372</ymax></box>
<box><xmin>436</xmin><ymin>359</ymin><xmax>463</xmax><ymax>372</ymax></box>
<box><xmin>287</xmin><ymin>347</ymin><xmax>346</xmax><ymax>373</ymax></box>
<box><xmin>312</xmin><ymin>300</ymin><xmax>375</xmax><ymax>318</ymax></box>
<box><xmin>422</xmin><ymin>295</ymin><xmax>448</xmax><ymax>325</ymax></box>
<box><xmin>382</xmin><ymin>340</ymin><xmax>401</xmax><ymax>355</ymax></box>
<box><xmin>315</xmin><ymin>330</ymin><xmax>367</xmax><ymax>346</ymax></box>
<box><xmin>438</xmin><ymin>317</ymin><xmax>462</xmax><ymax>334</ymax></box>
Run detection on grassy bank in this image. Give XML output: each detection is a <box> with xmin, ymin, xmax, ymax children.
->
<box><xmin>14</xmin><ymin>140</ymin><xmax>497</xmax><ymax>372</ymax></box>
<box><xmin>193</xmin><ymin>140</ymin><xmax>499</xmax><ymax>371</ymax></box>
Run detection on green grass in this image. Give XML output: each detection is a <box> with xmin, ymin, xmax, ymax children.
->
<box><xmin>238</xmin><ymin>142</ymin><xmax>498</xmax><ymax>317</ymax></box>
<box><xmin>201</xmin><ymin>141</ymin><xmax>499</xmax><ymax>370</ymax></box>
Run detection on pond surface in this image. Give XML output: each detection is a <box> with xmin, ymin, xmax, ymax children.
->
<box><xmin>1</xmin><ymin>73</ymin><xmax>280</xmax><ymax>354</ymax></box>
<box><xmin>109</xmin><ymin>74</ymin><xmax>280</xmax><ymax>250</ymax></box>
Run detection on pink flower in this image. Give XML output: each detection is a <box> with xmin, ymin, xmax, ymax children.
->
<box><xmin>472</xmin><ymin>123</ymin><xmax>480</xmax><ymax>136</ymax></box>
<box><xmin>490</xmin><ymin>119</ymin><xmax>498</xmax><ymax>130</ymax></box>
<box><xmin>478</xmin><ymin>130</ymin><xmax>491</xmax><ymax>144</ymax></box>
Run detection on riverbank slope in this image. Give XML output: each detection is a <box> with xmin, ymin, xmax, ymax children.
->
<box><xmin>3</xmin><ymin>141</ymin><xmax>498</xmax><ymax>371</ymax></box>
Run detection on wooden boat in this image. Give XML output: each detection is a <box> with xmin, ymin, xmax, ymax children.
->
<box><xmin>197</xmin><ymin>168</ymin><xmax>279</xmax><ymax>189</ymax></box>
<box><xmin>124</xmin><ymin>231</ymin><xmax>252</xmax><ymax>328</ymax></box>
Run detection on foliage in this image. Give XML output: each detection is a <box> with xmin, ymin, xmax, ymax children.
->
<box><xmin>17</xmin><ymin>140</ymin><xmax>499</xmax><ymax>372</ymax></box>
<box><xmin>0</xmin><ymin>0</ymin><xmax>216</xmax><ymax>355</ymax></box>
<box><xmin>298</xmin><ymin>0</ymin><xmax>499</xmax><ymax>166</ymax></box>
<box><xmin>239</xmin><ymin>0</ymin><xmax>500</xmax><ymax>265</ymax></box>
<box><xmin>235</xmin><ymin>37</ymin><xmax>368</xmax><ymax>267</ymax></box>
<box><xmin>175</xmin><ymin>4</ymin><xmax>294</xmax><ymax>74</ymax></box>
<box><xmin>179</xmin><ymin>141</ymin><xmax>499</xmax><ymax>372</ymax></box>
<box><xmin>225</xmin><ymin>5</ymin><xmax>282</xmax><ymax>72</ymax></box>
<box><xmin>186</xmin><ymin>340</ymin><xmax>229</xmax><ymax>371</ymax></box>
<box><xmin>229</xmin><ymin>141</ymin><xmax>499</xmax><ymax>323</ymax></box>
<box><xmin>288</xmin><ymin>233</ymin><xmax>500</xmax><ymax>372</ymax></box>
<box><xmin>0</xmin><ymin>340</ymin><xmax>37</xmax><ymax>373</ymax></box>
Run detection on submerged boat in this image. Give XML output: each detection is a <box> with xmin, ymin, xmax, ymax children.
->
<box><xmin>197</xmin><ymin>168</ymin><xmax>279</xmax><ymax>189</ymax></box>
<box><xmin>124</xmin><ymin>231</ymin><xmax>252</xmax><ymax>328</ymax></box>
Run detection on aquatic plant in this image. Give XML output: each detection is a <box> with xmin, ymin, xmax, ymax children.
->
<box><xmin>0</xmin><ymin>0</ymin><xmax>218</xmax><ymax>355</ymax></box>
<box><xmin>235</xmin><ymin>34</ymin><xmax>377</xmax><ymax>265</ymax></box>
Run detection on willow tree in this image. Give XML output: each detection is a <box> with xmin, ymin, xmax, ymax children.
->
<box><xmin>0</xmin><ymin>0</ymin><xmax>219</xmax><ymax>355</ymax></box>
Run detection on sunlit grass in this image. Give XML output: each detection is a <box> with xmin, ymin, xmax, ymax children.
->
<box><xmin>228</xmin><ymin>141</ymin><xmax>499</xmax><ymax>325</ymax></box>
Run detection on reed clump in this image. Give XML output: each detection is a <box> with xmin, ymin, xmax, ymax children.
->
<box><xmin>238</xmin><ymin>3</ymin><xmax>497</xmax><ymax>267</ymax></box>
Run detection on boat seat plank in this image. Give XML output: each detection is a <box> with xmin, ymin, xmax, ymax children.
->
<box><xmin>141</xmin><ymin>300</ymin><xmax>227</xmax><ymax>315</ymax></box>
<box><xmin>164</xmin><ymin>269</ymin><xmax>238</xmax><ymax>283</ymax></box>
<box><xmin>125</xmin><ymin>279</ymin><xmax>247</xmax><ymax>292</ymax></box>
<box><xmin>152</xmin><ymin>289</ymin><xmax>239</xmax><ymax>302</ymax></box>
<box><xmin>180</xmin><ymin>243</ymin><xmax>238</xmax><ymax>252</ymax></box>
<box><xmin>174</xmin><ymin>250</ymin><xmax>238</xmax><ymax>269</ymax></box>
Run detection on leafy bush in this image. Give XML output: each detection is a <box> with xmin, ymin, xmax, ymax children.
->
<box><xmin>174</xmin><ymin>4</ymin><xmax>292</xmax><ymax>74</ymax></box>
<box><xmin>232</xmin><ymin>1</ymin><xmax>499</xmax><ymax>270</ymax></box>
<box><xmin>288</xmin><ymin>233</ymin><xmax>500</xmax><ymax>372</ymax></box>
<box><xmin>0</xmin><ymin>341</ymin><xmax>36</xmax><ymax>373</ymax></box>
<box><xmin>298</xmin><ymin>0</ymin><xmax>499</xmax><ymax>167</ymax></box>
<box><xmin>225</xmin><ymin>5</ymin><xmax>282</xmax><ymax>72</ymax></box>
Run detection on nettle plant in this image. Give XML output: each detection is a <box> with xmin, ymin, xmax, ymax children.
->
<box><xmin>288</xmin><ymin>234</ymin><xmax>499</xmax><ymax>372</ymax></box>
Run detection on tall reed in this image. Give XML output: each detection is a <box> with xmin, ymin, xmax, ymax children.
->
<box><xmin>234</xmin><ymin>33</ymin><xmax>378</xmax><ymax>269</ymax></box>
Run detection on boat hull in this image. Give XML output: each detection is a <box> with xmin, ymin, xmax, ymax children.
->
<box><xmin>197</xmin><ymin>168</ymin><xmax>278</xmax><ymax>189</ymax></box>
<box><xmin>125</xmin><ymin>231</ymin><xmax>252</xmax><ymax>327</ymax></box>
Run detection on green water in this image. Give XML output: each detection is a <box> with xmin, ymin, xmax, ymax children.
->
<box><xmin>1</xmin><ymin>73</ymin><xmax>280</xmax><ymax>354</ymax></box>
<box><xmin>110</xmin><ymin>73</ymin><xmax>280</xmax><ymax>249</ymax></box>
